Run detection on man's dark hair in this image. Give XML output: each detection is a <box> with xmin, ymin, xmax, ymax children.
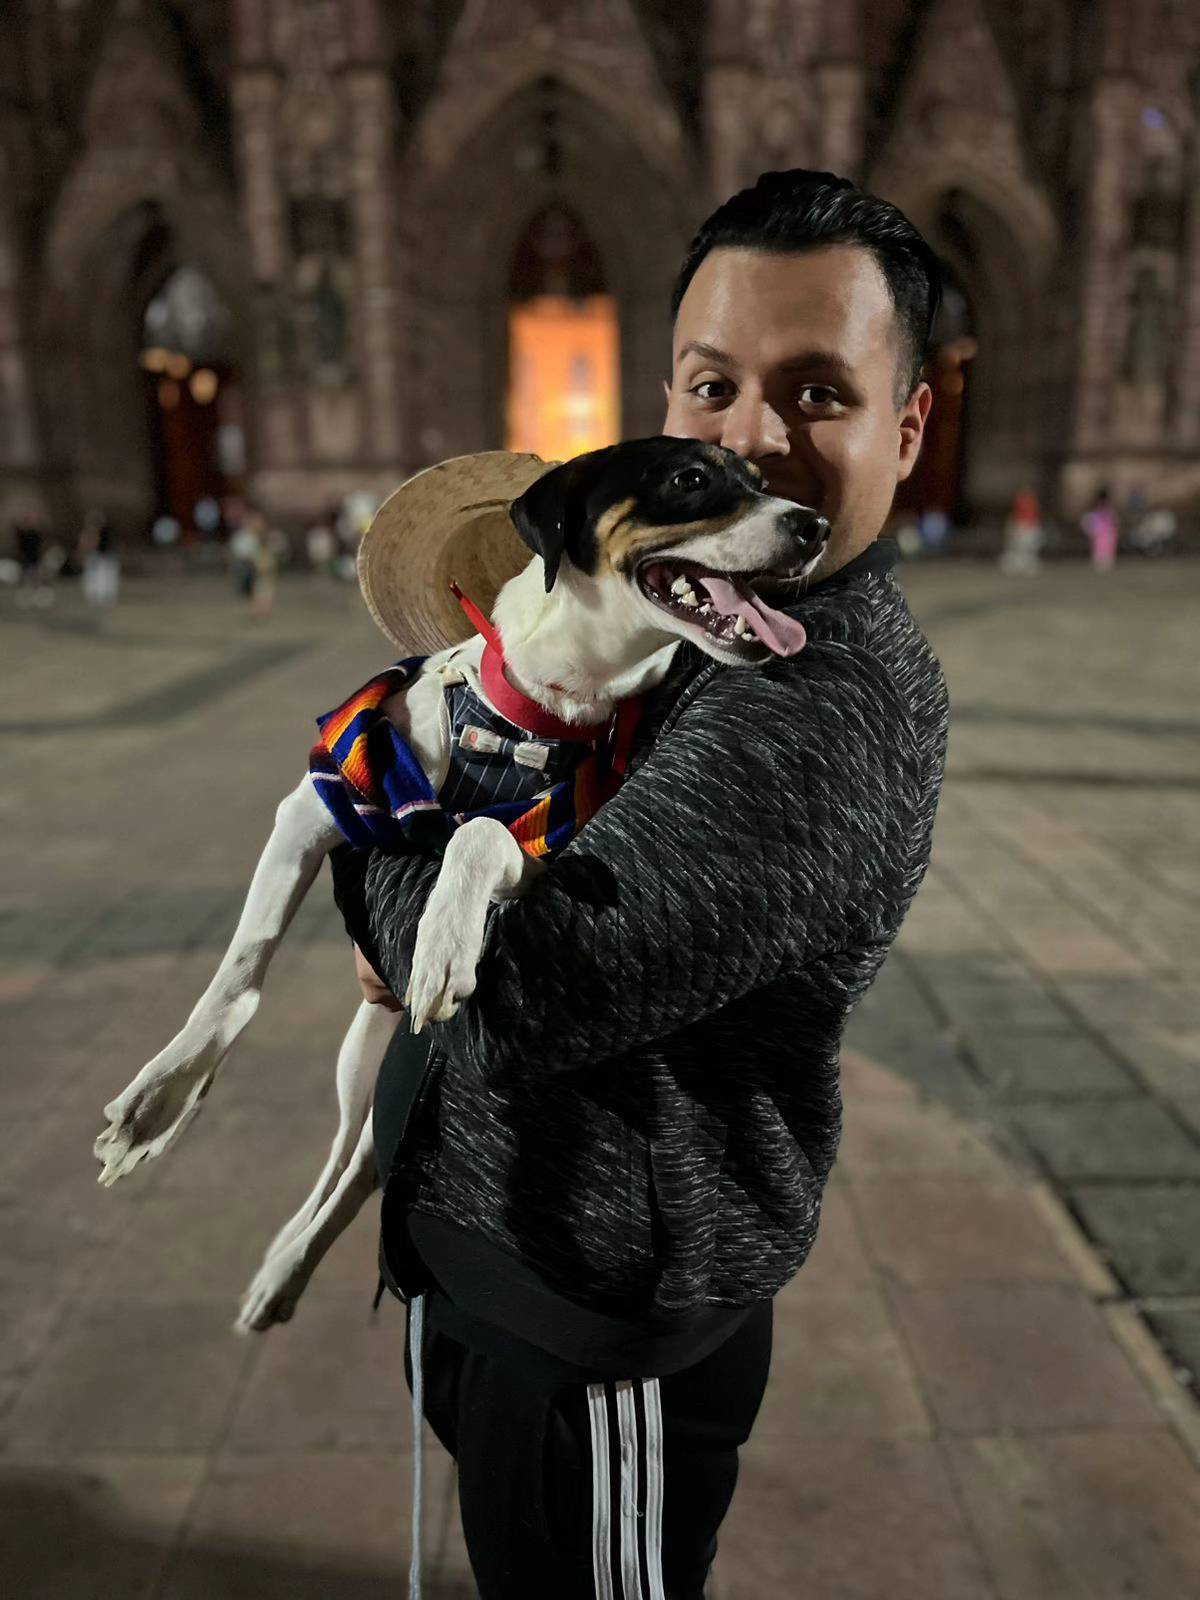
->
<box><xmin>670</xmin><ymin>169</ymin><xmax>943</xmax><ymax>404</ymax></box>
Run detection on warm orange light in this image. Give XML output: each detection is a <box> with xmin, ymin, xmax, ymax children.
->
<box><xmin>506</xmin><ymin>295</ymin><xmax>620</xmax><ymax>461</ymax></box>
<box><xmin>189</xmin><ymin>368</ymin><xmax>218</xmax><ymax>404</ymax></box>
<box><xmin>140</xmin><ymin>346</ymin><xmax>171</xmax><ymax>373</ymax></box>
<box><xmin>165</xmin><ymin>351</ymin><xmax>192</xmax><ymax>380</ymax></box>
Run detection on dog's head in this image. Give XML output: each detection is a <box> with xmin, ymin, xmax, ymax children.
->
<box><xmin>508</xmin><ymin>437</ymin><xmax>829</xmax><ymax>663</ymax></box>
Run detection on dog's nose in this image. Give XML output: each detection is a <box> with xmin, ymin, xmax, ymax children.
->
<box><xmin>780</xmin><ymin>507</ymin><xmax>831</xmax><ymax>559</ymax></box>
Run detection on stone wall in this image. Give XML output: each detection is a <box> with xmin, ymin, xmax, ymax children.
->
<box><xmin>1</xmin><ymin>0</ymin><xmax>1197</xmax><ymax>534</ymax></box>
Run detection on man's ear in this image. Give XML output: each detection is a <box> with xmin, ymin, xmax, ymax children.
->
<box><xmin>508</xmin><ymin>459</ymin><xmax>588</xmax><ymax>592</ymax></box>
<box><xmin>896</xmin><ymin>380</ymin><xmax>933</xmax><ymax>484</ymax></box>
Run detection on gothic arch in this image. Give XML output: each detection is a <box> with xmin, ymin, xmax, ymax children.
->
<box><xmin>876</xmin><ymin>161</ymin><xmax>1059</xmax><ymax>514</ymax></box>
<box><xmin>38</xmin><ymin>158</ymin><xmax>249</xmax><ymax>528</ymax></box>
<box><xmin>400</xmin><ymin>76</ymin><xmax>703</xmax><ymax>465</ymax></box>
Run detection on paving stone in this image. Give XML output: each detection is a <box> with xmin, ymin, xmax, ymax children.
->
<box><xmin>943</xmin><ymin>1429</ymin><xmax>1200</xmax><ymax>1600</ymax></box>
<box><xmin>955</xmin><ymin>1025</ymin><xmax>1138</xmax><ymax>1098</ymax></box>
<box><xmin>160</xmin><ymin>1449</ymin><xmax>472</xmax><ymax>1600</ymax></box>
<box><xmin>848</xmin><ymin>1176</ymin><xmax>1081</xmax><ymax>1288</ymax></box>
<box><xmin>886</xmin><ymin>1283</ymin><xmax>1163</xmax><ymax>1433</ymax></box>
<box><xmin>0</xmin><ymin>1453</ymin><xmax>207</xmax><ymax>1600</ymax></box>
<box><xmin>1140</xmin><ymin>1306</ymin><xmax>1200</xmax><ymax>1393</ymax></box>
<box><xmin>1069</xmin><ymin>1184</ymin><xmax>1200</xmax><ymax>1295</ymax></box>
<box><xmin>1</xmin><ymin>1300</ymin><xmax>256</xmax><ymax>1455</ymax></box>
<box><xmin>0</xmin><ymin>1301</ymin><xmax>67</xmax><ymax>1430</ymax></box>
<box><xmin>713</xmin><ymin>1438</ymin><xmax>998</xmax><ymax>1600</ymax></box>
<box><xmin>762</xmin><ymin>1280</ymin><xmax>932</xmax><ymax>1440</ymax></box>
<box><xmin>0</xmin><ymin>1185</ymin><xmax>127</xmax><ymax>1299</ymax></box>
<box><xmin>5</xmin><ymin>567</ymin><xmax>1200</xmax><ymax>1591</ymax></box>
<box><xmin>794</xmin><ymin>1181</ymin><xmax>877</xmax><ymax>1288</ymax></box>
<box><xmin>1175</xmin><ymin>1097</ymin><xmax>1200</xmax><ymax>1140</ymax></box>
<box><xmin>1006</xmin><ymin>1099</ymin><xmax>1200</xmax><ymax>1182</ymax></box>
<box><xmin>838</xmin><ymin>1096</ymin><xmax>1016</xmax><ymax>1183</ymax></box>
<box><xmin>844</xmin><ymin>1013</ymin><xmax>989</xmax><ymax>1111</ymax></box>
<box><xmin>224</xmin><ymin>1294</ymin><xmax>408</xmax><ymax>1454</ymax></box>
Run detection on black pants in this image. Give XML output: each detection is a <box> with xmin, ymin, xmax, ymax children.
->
<box><xmin>403</xmin><ymin>1295</ymin><xmax>774</xmax><ymax>1600</ymax></box>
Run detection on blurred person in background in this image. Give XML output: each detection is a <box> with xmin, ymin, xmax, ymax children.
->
<box><xmin>305</xmin><ymin>508</ymin><xmax>339</xmax><ymax>575</ymax></box>
<box><xmin>78</xmin><ymin>507</ymin><xmax>121</xmax><ymax>606</ymax></box>
<box><xmin>14</xmin><ymin>517</ymin><xmax>55</xmax><ymax>608</ymax></box>
<box><xmin>1130</xmin><ymin>500</ymin><xmax>1177</xmax><ymax>558</ymax></box>
<box><xmin>916</xmin><ymin>505</ymin><xmax>951</xmax><ymax>554</ymax></box>
<box><xmin>227</xmin><ymin>504</ymin><xmax>260</xmax><ymax>602</ymax></box>
<box><xmin>1080</xmin><ymin>485</ymin><xmax>1118</xmax><ymax>571</ymax></box>
<box><xmin>248</xmin><ymin>510</ymin><xmax>287</xmax><ymax>618</ymax></box>
<box><xmin>999</xmin><ymin>487</ymin><xmax>1043</xmax><ymax>575</ymax></box>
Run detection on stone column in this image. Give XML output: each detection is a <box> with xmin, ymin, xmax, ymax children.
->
<box><xmin>230</xmin><ymin>31</ymin><xmax>304</xmax><ymax>481</ymax></box>
<box><xmin>0</xmin><ymin>161</ymin><xmax>42</xmax><ymax>503</ymax></box>
<box><xmin>1171</xmin><ymin>93</ymin><xmax>1200</xmax><ymax>449</ymax></box>
<box><xmin>1068</xmin><ymin>73</ymin><xmax>1138</xmax><ymax>458</ymax></box>
<box><xmin>818</xmin><ymin>4</ymin><xmax>863</xmax><ymax>178</ymax></box>
<box><xmin>341</xmin><ymin>64</ymin><xmax>403</xmax><ymax>468</ymax></box>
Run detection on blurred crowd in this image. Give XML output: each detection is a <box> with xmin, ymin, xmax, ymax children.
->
<box><xmin>0</xmin><ymin>482</ymin><xmax>1186</xmax><ymax>617</ymax></box>
<box><xmin>888</xmin><ymin>484</ymin><xmax>1181</xmax><ymax>574</ymax></box>
<box><xmin>0</xmin><ymin>491</ymin><xmax>375</xmax><ymax>615</ymax></box>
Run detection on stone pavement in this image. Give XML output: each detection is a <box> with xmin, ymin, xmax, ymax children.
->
<box><xmin>1</xmin><ymin>558</ymin><xmax>1198</xmax><ymax>1597</ymax></box>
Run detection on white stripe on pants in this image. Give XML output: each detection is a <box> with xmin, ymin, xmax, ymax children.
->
<box><xmin>587</xmin><ymin>1379</ymin><xmax>667</xmax><ymax>1600</ymax></box>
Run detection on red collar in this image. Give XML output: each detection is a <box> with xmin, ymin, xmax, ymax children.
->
<box><xmin>449</xmin><ymin>581</ymin><xmax>612</xmax><ymax>743</ymax></box>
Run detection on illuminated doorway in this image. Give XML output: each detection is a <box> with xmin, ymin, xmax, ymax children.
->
<box><xmin>505</xmin><ymin>205</ymin><xmax>620</xmax><ymax>461</ymax></box>
<box><xmin>139</xmin><ymin>266</ymin><xmax>243</xmax><ymax>537</ymax></box>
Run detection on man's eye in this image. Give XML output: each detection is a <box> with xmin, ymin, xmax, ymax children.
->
<box><xmin>797</xmin><ymin>385</ymin><xmax>840</xmax><ymax>407</ymax></box>
<box><xmin>688</xmin><ymin>380</ymin><xmax>731</xmax><ymax>402</ymax></box>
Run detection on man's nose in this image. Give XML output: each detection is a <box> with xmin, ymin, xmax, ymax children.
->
<box><xmin>779</xmin><ymin>506</ymin><xmax>830</xmax><ymax>562</ymax></box>
<box><xmin>718</xmin><ymin>394</ymin><xmax>789</xmax><ymax>461</ymax></box>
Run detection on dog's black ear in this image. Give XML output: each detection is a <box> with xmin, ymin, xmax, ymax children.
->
<box><xmin>509</xmin><ymin>460</ymin><xmax>589</xmax><ymax>592</ymax></box>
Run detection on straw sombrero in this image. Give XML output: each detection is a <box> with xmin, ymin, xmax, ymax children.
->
<box><xmin>357</xmin><ymin>451</ymin><xmax>559</xmax><ymax>653</ymax></box>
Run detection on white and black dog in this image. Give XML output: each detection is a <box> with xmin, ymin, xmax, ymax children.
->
<box><xmin>93</xmin><ymin>438</ymin><xmax>828</xmax><ymax>1332</ymax></box>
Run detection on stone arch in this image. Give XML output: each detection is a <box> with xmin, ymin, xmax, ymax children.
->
<box><xmin>400</xmin><ymin>74</ymin><xmax>703</xmax><ymax>467</ymax></box>
<box><xmin>876</xmin><ymin>160</ymin><xmax>1059</xmax><ymax>516</ymax></box>
<box><xmin>37</xmin><ymin>167</ymin><xmax>250</xmax><ymax>532</ymax></box>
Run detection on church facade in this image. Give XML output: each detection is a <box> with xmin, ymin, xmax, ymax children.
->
<box><xmin>2</xmin><ymin>0</ymin><xmax>1198</xmax><ymax>538</ymax></box>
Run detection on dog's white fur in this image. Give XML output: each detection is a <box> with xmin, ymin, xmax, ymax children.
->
<box><xmin>93</xmin><ymin>494</ymin><xmax>820</xmax><ymax>1333</ymax></box>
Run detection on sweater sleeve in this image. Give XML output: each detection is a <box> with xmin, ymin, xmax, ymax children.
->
<box><xmin>330</xmin><ymin>645</ymin><xmax>910</xmax><ymax>1085</ymax></box>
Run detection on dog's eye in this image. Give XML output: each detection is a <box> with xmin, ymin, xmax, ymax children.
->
<box><xmin>671</xmin><ymin>469</ymin><xmax>709</xmax><ymax>495</ymax></box>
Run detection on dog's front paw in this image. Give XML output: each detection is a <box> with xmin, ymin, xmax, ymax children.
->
<box><xmin>405</xmin><ymin>895</ymin><xmax>486</xmax><ymax>1034</ymax></box>
<box><xmin>94</xmin><ymin>1041</ymin><xmax>221</xmax><ymax>1186</ymax></box>
<box><xmin>235</xmin><ymin>1241</ymin><xmax>312</xmax><ymax>1334</ymax></box>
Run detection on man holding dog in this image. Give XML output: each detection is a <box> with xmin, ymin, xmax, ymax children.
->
<box><xmin>334</xmin><ymin>168</ymin><xmax>949</xmax><ymax>1599</ymax></box>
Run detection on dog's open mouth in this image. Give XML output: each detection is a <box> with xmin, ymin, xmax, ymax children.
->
<box><xmin>637</xmin><ymin>558</ymin><xmax>809</xmax><ymax>657</ymax></box>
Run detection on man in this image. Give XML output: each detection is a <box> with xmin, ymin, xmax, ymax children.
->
<box><xmin>333</xmin><ymin>168</ymin><xmax>949</xmax><ymax>1598</ymax></box>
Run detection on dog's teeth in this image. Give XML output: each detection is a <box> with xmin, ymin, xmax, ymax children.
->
<box><xmin>699</xmin><ymin>601</ymin><xmax>714</xmax><ymax>614</ymax></box>
<box><xmin>680</xmin><ymin>592</ymin><xmax>699</xmax><ymax>606</ymax></box>
<box><xmin>670</xmin><ymin>576</ymin><xmax>690</xmax><ymax>596</ymax></box>
<box><xmin>733</xmin><ymin>615</ymin><xmax>748</xmax><ymax>636</ymax></box>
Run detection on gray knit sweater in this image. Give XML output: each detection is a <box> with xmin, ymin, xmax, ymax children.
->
<box><xmin>333</xmin><ymin>542</ymin><xmax>948</xmax><ymax>1323</ymax></box>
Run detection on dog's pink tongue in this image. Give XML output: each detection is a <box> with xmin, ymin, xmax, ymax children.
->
<box><xmin>698</xmin><ymin>575</ymin><xmax>808</xmax><ymax>656</ymax></box>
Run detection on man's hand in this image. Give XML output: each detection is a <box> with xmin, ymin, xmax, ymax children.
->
<box><xmin>353</xmin><ymin>944</ymin><xmax>404</xmax><ymax>1012</ymax></box>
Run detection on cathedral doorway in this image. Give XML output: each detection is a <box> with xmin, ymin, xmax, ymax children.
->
<box><xmin>504</xmin><ymin>204</ymin><xmax>621</xmax><ymax>461</ymax></box>
<box><xmin>139</xmin><ymin>265</ymin><xmax>244</xmax><ymax>537</ymax></box>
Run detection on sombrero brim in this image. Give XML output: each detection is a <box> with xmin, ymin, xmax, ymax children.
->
<box><xmin>357</xmin><ymin>451</ymin><xmax>558</xmax><ymax>653</ymax></box>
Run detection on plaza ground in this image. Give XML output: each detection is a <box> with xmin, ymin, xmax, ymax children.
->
<box><xmin>1</xmin><ymin>555</ymin><xmax>1198</xmax><ymax>1596</ymax></box>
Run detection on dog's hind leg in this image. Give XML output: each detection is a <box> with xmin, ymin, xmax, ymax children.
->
<box><xmin>261</xmin><ymin>998</ymin><xmax>400</xmax><ymax>1264</ymax></box>
<box><xmin>95</xmin><ymin>778</ymin><xmax>342</xmax><ymax>1186</ymax></box>
<box><xmin>236</xmin><ymin>1112</ymin><xmax>380</xmax><ymax>1333</ymax></box>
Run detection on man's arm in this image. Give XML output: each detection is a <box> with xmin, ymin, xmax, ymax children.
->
<box><xmin>331</xmin><ymin>647</ymin><xmax>914</xmax><ymax>1085</ymax></box>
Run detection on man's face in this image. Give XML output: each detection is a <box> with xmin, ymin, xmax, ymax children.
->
<box><xmin>662</xmin><ymin>245</ymin><xmax>931</xmax><ymax>575</ymax></box>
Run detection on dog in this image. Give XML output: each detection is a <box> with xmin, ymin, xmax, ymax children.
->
<box><xmin>93</xmin><ymin>438</ymin><xmax>829</xmax><ymax>1332</ymax></box>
